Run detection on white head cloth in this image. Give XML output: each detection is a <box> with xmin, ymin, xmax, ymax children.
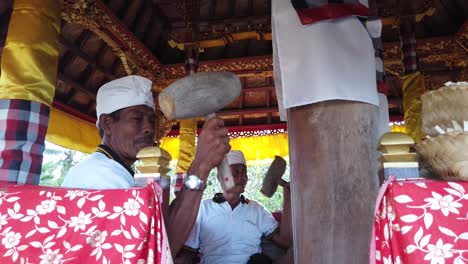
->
<box><xmin>227</xmin><ymin>150</ymin><xmax>246</xmax><ymax>165</ymax></box>
<box><xmin>96</xmin><ymin>75</ymin><xmax>155</xmax><ymax>126</ymax></box>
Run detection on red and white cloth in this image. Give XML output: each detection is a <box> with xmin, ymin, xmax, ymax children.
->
<box><xmin>0</xmin><ymin>99</ymin><xmax>49</xmax><ymax>185</ymax></box>
<box><xmin>371</xmin><ymin>178</ymin><xmax>468</xmax><ymax>264</ymax></box>
<box><xmin>0</xmin><ymin>183</ymin><xmax>173</xmax><ymax>264</ymax></box>
<box><xmin>290</xmin><ymin>0</ymin><xmax>369</xmax><ymax>25</ymax></box>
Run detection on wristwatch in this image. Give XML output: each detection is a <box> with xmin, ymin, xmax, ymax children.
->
<box><xmin>183</xmin><ymin>175</ymin><xmax>207</xmax><ymax>191</ymax></box>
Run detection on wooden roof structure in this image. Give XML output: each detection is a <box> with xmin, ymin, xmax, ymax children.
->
<box><xmin>0</xmin><ymin>0</ymin><xmax>467</xmax><ymax>136</ymax></box>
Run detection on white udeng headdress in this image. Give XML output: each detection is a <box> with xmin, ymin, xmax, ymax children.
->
<box><xmin>227</xmin><ymin>150</ymin><xmax>246</xmax><ymax>165</ymax></box>
<box><xmin>96</xmin><ymin>75</ymin><xmax>155</xmax><ymax>126</ymax></box>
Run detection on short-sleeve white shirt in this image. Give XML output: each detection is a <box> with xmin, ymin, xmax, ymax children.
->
<box><xmin>62</xmin><ymin>152</ymin><xmax>135</xmax><ymax>189</ymax></box>
<box><xmin>185</xmin><ymin>198</ymin><xmax>279</xmax><ymax>264</ymax></box>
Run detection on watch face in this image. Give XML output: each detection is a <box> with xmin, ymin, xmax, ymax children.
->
<box><xmin>185</xmin><ymin>175</ymin><xmax>201</xmax><ymax>189</ymax></box>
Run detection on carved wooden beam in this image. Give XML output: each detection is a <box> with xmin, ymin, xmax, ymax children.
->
<box><xmin>455</xmin><ymin>20</ymin><xmax>468</xmax><ymax>52</ymax></box>
<box><xmin>62</xmin><ymin>0</ymin><xmax>162</xmax><ymax>85</ymax></box>
<box><xmin>218</xmin><ymin>107</ymin><xmax>278</xmax><ymax>117</ymax></box>
<box><xmin>160</xmin><ymin>55</ymin><xmax>272</xmax><ymax>81</ymax></box>
<box><xmin>61</xmin><ymin>0</ymin><xmax>178</xmax><ymax>137</ymax></box>
<box><xmin>384</xmin><ymin>35</ymin><xmax>467</xmax><ymax>74</ymax></box>
<box><xmin>161</xmin><ymin>34</ymin><xmax>465</xmax><ymax>84</ymax></box>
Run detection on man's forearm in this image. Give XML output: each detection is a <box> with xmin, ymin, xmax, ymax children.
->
<box><xmin>167</xmin><ymin>163</ymin><xmax>209</xmax><ymax>257</ymax></box>
<box><xmin>276</xmin><ymin>190</ymin><xmax>293</xmax><ymax>248</ymax></box>
<box><xmin>167</xmin><ymin>189</ymin><xmax>204</xmax><ymax>257</ymax></box>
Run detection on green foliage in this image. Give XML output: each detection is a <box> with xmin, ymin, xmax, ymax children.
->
<box><xmin>168</xmin><ymin>162</ymin><xmax>290</xmax><ymax>213</ymax></box>
<box><xmin>40</xmin><ymin>144</ymin><xmax>89</xmax><ymax>187</ymax></box>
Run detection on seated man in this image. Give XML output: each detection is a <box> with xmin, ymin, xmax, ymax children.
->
<box><xmin>62</xmin><ymin>75</ymin><xmax>231</xmax><ymax>256</ymax></box>
<box><xmin>178</xmin><ymin>150</ymin><xmax>292</xmax><ymax>264</ymax></box>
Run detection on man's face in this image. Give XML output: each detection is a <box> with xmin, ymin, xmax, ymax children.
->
<box><xmin>105</xmin><ymin>105</ymin><xmax>157</xmax><ymax>161</ymax></box>
<box><xmin>228</xmin><ymin>163</ymin><xmax>248</xmax><ymax>193</ymax></box>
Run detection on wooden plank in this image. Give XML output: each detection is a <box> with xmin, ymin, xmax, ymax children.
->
<box><xmin>218</xmin><ymin>107</ymin><xmax>277</xmax><ymax>116</ymax></box>
<box><xmin>0</xmin><ymin>0</ymin><xmax>11</xmax><ymax>15</ymax></box>
<box><xmin>287</xmin><ymin>100</ymin><xmax>379</xmax><ymax>264</ymax></box>
<box><xmin>122</xmin><ymin>0</ymin><xmax>144</xmax><ymax>29</ymax></box>
<box><xmin>59</xmin><ymin>36</ymin><xmax>116</xmax><ymax>80</ymax></box>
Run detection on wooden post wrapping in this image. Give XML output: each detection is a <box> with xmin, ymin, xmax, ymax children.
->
<box><xmin>0</xmin><ymin>0</ymin><xmax>62</xmax><ymax>184</ymax></box>
<box><xmin>288</xmin><ymin>100</ymin><xmax>380</xmax><ymax>263</ymax></box>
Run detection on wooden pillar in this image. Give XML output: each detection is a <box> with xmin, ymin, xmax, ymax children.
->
<box><xmin>288</xmin><ymin>100</ymin><xmax>380</xmax><ymax>263</ymax></box>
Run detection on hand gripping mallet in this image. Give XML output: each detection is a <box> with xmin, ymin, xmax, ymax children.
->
<box><xmin>158</xmin><ymin>71</ymin><xmax>241</xmax><ymax>190</ymax></box>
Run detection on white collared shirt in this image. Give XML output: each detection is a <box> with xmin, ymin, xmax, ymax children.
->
<box><xmin>185</xmin><ymin>198</ymin><xmax>279</xmax><ymax>264</ymax></box>
<box><xmin>62</xmin><ymin>152</ymin><xmax>135</xmax><ymax>189</ymax></box>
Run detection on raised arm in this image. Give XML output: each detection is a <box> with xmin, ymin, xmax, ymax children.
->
<box><xmin>167</xmin><ymin>117</ymin><xmax>230</xmax><ymax>257</ymax></box>
<box><xmin>271</xmin><ymin>183</ymin><xmax>293</xmax><ymax>249</ymax></box>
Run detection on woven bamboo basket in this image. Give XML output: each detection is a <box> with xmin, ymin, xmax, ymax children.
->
<box><xmin>421</xmin><ymin>84</ymin><xmax>468</xmax><ymax>136</ymax></box>
<box><xmin>415</xmin><ymin>132</ymin><xmax>468</xmax><ymax>181</ymax></box>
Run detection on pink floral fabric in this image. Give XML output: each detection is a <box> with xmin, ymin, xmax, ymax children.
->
<box><xmin>0</xmin><ymin>183</ymin><xmax>173</xmax><ymax>263</ymax></box>
<box><xmin>372</xmin><ymin>179</ymin><xmax>468</xmax><ymax>264</ymax></box>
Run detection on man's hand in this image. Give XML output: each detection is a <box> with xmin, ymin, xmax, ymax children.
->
<box><xmin>271</xmin><ymin>180</ymin><xmax>293</xmax><ymax>249</ymax></box>
<box><xmin>189</xmin><ymin>117</ymin><xmax>230</xmax><ymax>180</ymax></box>
<box><xmin>169</xmin><ymin>117</ymin><xmax>230</xmax><ymax>257</ymax></box>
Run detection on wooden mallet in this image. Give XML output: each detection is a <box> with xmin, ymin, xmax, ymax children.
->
<box><xmin>158</xmin><ymin>71</ymin><xmax>241</xmax><ymax>191</ymax></box>
<box><xmin>261</xmin><ymin>156</ymin><xmax>288</xmax><ymax>198</ymax></box>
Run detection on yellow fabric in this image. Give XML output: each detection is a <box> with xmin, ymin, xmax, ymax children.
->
<box><xmin>45</xmin><ymin>108</ymin><xmax>289</xmax><ymax>163</ymax></box>
<box><xmin>401</xmin><ymin>72</ymin><xmax>425</xmax><ymax>142</ymax></box>
<box><xmin>46</xmin><ymin>108</ymin><xmax>101</xmax><ymax>154</ymax></box>
<box><xmin>161</xmin><ymin>133</ymin><xmax>289</xmax><ymax>165</ymax></box>
<box><xmin>160</xmin><ymin>137</ymin><xmax>180</xmax><ymax>159</ymax></box>
<box><xmin>0</xmin><ymin>0</ymin><xmax>62</xmax><ymax>105</ymax></box>
<box><xmin>175</xmin><ymin>119</ymin><xmax>197</xmax><ymax>173</ymax></box>
<box><xmin>230</xmin><ymin>134</ymin><xmax>289</xmax><ymax>164</ymax></box>
<box><xmin>390</xmin><ymin>124</ymin><xmax>407</xmax><ymax>133</ymax></box>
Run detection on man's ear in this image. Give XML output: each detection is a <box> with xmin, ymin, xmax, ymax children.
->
<box><xmin>99</xmin><ymin>114</ymin><xmax>114</xmax><ymax>136</ymax></box>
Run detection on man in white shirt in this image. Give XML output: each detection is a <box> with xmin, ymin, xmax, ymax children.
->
<box><xmin>178</xmin><ymin>150</ymin><xmax>292</xmax><ymax>264</ymax></box>
<box><xmin>62</xmin><ymin>75</ymin><xmax>231</xmax><ymax>256</ymax></box>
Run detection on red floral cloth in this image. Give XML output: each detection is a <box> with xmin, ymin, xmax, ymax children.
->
<box><xmin>0</xmin><ymin>183</ymin><xmax>173</xmax><ymax>264</ymax></box>
<box><xmin>371</xmin><ymin>178</ymin><xmax>468</xmax><ymax>264</ymax></box>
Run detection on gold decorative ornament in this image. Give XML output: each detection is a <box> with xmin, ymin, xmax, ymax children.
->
<box><xmin>378</xmin><ymin>132</ymin><xmax>417</xmax><ymax>165</ymax></box>
<box><xmin>135</xmin><ymin>146</ymin><xmax>172</xmax><ymax>188</ymax></box>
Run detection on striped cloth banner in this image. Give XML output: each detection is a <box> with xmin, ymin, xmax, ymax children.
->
<box><xmin>364</xmin><ymin>18</ymin><xmax>388</xmax><ymax>95</ymax></box>
<box><xmin>290</xmin><ymin>0</ymin><xmax>369</xmax><ymax>25</ymax></box>
<box><xmin>399</xmin><ymin>17</ymin><xmax>418</xmax><ymax>74</ymax></box>
<box><xmin>400</xmin><ymin>34</ymin><xmax>418</xmax><ymax>74</ymax></box>
<box><xmin>0</xmin><ymin>99</ymin><xmax>49</xmax><ymax>184</ymax></box>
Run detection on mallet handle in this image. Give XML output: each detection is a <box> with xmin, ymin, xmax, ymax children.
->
<box><xmin>278</xmin><ymin>179</ymin><xmax>289</xmax><ymax>189</ymax></box>
<box><xmin>206</xmin><ymin>113</ymin><xmax>235</xmax><ymax>191</ymax></box>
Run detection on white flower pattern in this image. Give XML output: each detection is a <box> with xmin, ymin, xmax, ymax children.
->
<box><xmin>69</xmin><ymin>211</ymin><xmax>92</xmax><ymax>232</ymax></box>
<box><xmin>373</xmin><ymin>180</ymin><xmax>468</xmax><ymax>264</ymax></box>
<box><xmin>0</xmin><ymin>184</ymin><xmax>171</xmax><ymax>264</ymax></box>
<box><xmin>0</xmin><ymin>213</ymin><xmax>7</xmax><ymax>229</ymax></box>
<box><xmin>86</xmin><ymin>230</ymin><xmax>107</xmax><ymax>248</ymax></box>
<box><xmin>39</xmin><ymin>249</ymin><xmax>63</xmax><ymax>264</ymax></box>
<box><xmin>35</xmin><ymin>200</ymin><xmax>57</xmax><ymax>215</ymax></box>
<box><xmin>425</xmin><ymin>192</ymin><xmax>462</xmax><ymax>216</ymax></box>
<box><xmin>64</xmin><ymin>190</ymin><xmax>86</xmax><ymax>201</ymax></box>
<box><xmin>123</xmin><ymin>198</ymin><xmax>141</xmax><ymax>216</ymax></box>
<box><xmin>2</xmin><ymin>231</ymin><xmax>21</xmax><ymax>249</ymax></box>
<box><xmin>371</xmin><ymin>180</ymin><xmax>468</xmax><ymax>264</ymax></box>
<box><xmin>424</xmin><ymin>239</ymin><xmax>454</xmax><ymax>264</ymax></box>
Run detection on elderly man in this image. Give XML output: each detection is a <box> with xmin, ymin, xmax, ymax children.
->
<box><xmin>62</xmin><ymin>75</ymin><xmax>231</xmax><ymax>256</ymax></box>
<box><xmin>178</xmin><ymin>150</ymin><xmax>292</xmax><ymax>264</ymax></box>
